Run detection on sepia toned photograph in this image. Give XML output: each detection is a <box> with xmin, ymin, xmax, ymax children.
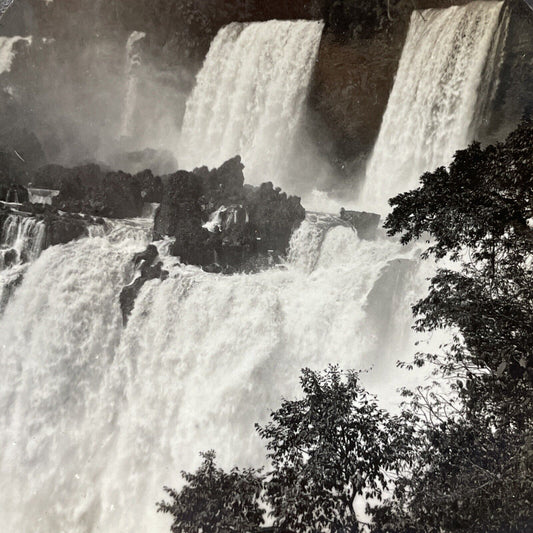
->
<box><xmin>0</xmin><ymin>1</ymin><xmax>531</xmax><ymax>531</ymax></box>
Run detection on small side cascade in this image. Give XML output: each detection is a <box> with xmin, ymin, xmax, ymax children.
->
<box><xmin>0</xmin><ymin>214</ymin><xmax>46</xmax><ymax>268</ymax></box>
<box><xmin>0</xmin><ymin>35</ymin><xmax>32</xmax><ymax>75</ymax></box>
<box><xmin>120</xmin><ymin>31</ymin><xmax>146</xmax><ymax>138</ymax></box>
<box><xmin>28</xmin><ymin>188</ymin><xmax>60</xmax><ymax>205</ymax></box>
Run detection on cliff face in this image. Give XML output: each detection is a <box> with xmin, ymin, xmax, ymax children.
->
<box><xmin>1</xmin><ymin>0</ymin><xmax>532</xmax><ymax>174</ymax></box>
<box><xmin>482</xmin><ymin>0</ymin><xmax>533</xmax><ymax>143</ymax></box>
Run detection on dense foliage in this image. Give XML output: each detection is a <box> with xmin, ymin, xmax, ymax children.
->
<box><xmin>373</xmin><ymin>117</ymin><xmax>533</xmax><ymax>532</ymax></box>
<box><xmin>157</xmin><ymin>450</ymin><xmax>264</xmax><ymax>533</ymax></box>
<box><xmin>257</xmin><ymin>366</ymin><xmax>412</xmax><ymax>533</ymax></box>
<box><xmin>159</xmin><ymin>367</ymin><xmax>413</xmax><ymax>532</ymax></box>
<box><xmin>159</xmin><ymin>119</ymin><xmax>533</xmax><ymax>532</ymax></box>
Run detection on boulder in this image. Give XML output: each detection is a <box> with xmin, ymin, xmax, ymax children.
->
<box><xmin>43</xmin><ymin>213</ymin><xmax>89</xmax><ymax>247</ymax></box>
<box><xmin>339</xmin><ymin>208</ymin><xmax>381</xmax><ymax>240</ymax></box>
<box><xmin>133</xmin><ymin>169</ymin><xmax>163</xmax><ymax>203</ymax></box>
<box><xmin>119</xmin><ymin>245</ymin><xmax>169</xmax><ymax>324</ymax></box>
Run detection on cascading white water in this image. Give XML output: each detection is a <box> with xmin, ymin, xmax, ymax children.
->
<box><xmin>359</xmin><ymin>1</ymin><xmax>504</xmax><ymax>212</ymax></box>
<box><xmin>0</xmin><ymin>214</ymin><xmax>439</xmax><ymax>532</ymax></box>
<box><xmin>120</xmin><ymin>31</ymin><xmax>146</xmax><ymax>138</ymax></box>
<box><xmin>0</xmin><ymin>214</ymin><xmax>46</xmax><ymax>312</ymax></box>
<box><xmin>180</xmin><ymin>20</ymin><xmax>324</xmax><ymax>189</ymax></box>
<box><xmin>0</xmin><ymin>3</ymin><xmax>506</xmax><ymax>530</ymax></box>
<box><xmin>27</xmin><ymin>188</ymin><xmax>60</xmax><ymax>205</ymax></box>
<box><xmin>0</xmin><ymin>35</ymin><xmax>31</xmax><ymax>74</ymax></box>
<box><xmin>1</xmin><ymin>214</ymin><xmax>46</xmax><ymax>266</ymax></box>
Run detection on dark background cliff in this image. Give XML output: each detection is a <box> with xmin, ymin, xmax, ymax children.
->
<box><xmin>1</xmin><ymin>0</ymin><xmax>532</xmax><ymax>183</ymax></box>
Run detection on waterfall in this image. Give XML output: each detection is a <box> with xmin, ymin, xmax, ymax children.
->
<box><xmin>28</xmin><ymin>188</ymin><xmax>60</xmax><ymax>205</ymax></box>
<box><xmin>120</xmin><ymin>31</ymin><xmax>146</xmax><ymax>138</ymax></box>
<box><xmin>0</xmin><ymin>35</ymin><xmax>31</xmax><ymax>75</ymax></box>
<box><xmin>0</xmin><ymin>215</ymin><xmax>439</xmax><ymax>532</ymax></box>
<box><xmin>1</xmin><ymin>214</ymin><xmax>46</xmax><ymax>266</ymax></box>
<box><xmin>179</xmin><ymin>20</ymin><xmax>324</xmax><ymax>189</ymax></box>
<box><xmin>359</xmin><ymin>1</ymin><xmax>505</xmax><ymax>212</ymax></box>
<box><xmin>0</xmin><ymin>4</ymin><xmax>506</xmax><ymax>530</ymax></box>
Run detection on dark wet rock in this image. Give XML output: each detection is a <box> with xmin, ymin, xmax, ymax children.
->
<box><xmin>120</xmin><ymin>277</ymin><xmax>146</xmax><ymax>325</ymax></box>
<box><xmin>31</xmin><ymin>163</ymin><xmax>144</xmax><ymax>218</ymax></box>
<box><xmin>97</xmin><ymin>171</ymin><xmax>144</xmax><ymax>218</ymax></box>
<box><xmin>153</xmin><ymin>170</ymin><xmax>206</xmax><ymax>263</ymax></box>
<box><xmin>43</xmin><ymin>213</ymin><xmax>88</xmax><ymax>247</ymax></box>
<box><xmin>340</xmin><ymin>208</ymin><xmax>381</xmax><ymax>240</ymax></box>
<box><xmin>133</xmin><ymin>169</ymin><xmax>163</xmax><ymax>203</ymax></box>
<box><xmin>2</xmin><ymin>248</ymin><xmax>18</xmax><ymax>269</ymax></box>
<box><xmin>120</xmin><ymin>245</ymin><xmax>169</xmax><ymax>324</ymax></box>
<box><xmin>244</xmin><ymin>181</ymin><xmax>306</xmax><ymax>254</ymax></box>
<box><xmin>32</xmin><ymin>163</ymin><xmax>104</xmax><ymax>192</ymax></box>
<box><xmin>133</xmin><ymin>243</ymin><xmax>158</xmax><ymax>267</ymax></box>
<box><xmin>0</xmin><ymin>268</ymin><xmax>25</xmax><ymax>314</ymax></box>
<box><xmin>153</xmin><ymin>156</ymin><xmax>305</xmax><ymax>273</ymax></box>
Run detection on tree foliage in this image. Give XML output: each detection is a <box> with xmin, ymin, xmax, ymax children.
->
<box><xmin>157</xmin><ymin>450</ymin><xmax>264</xmax><ymax>533</ymax></box>
<box><xmin>257</xmin><ymin>366</ymin><xmax>413</xmax><ymax>533</ymax></box>
<box><xmin>159</xmin><ymin>120</ymin><xmax>533</xmax><ymax>532</ymax></box>
<box><xmin>373</xmin><ymin>118</ymin><xmax>533</xmax><ymax>532</ymax></box>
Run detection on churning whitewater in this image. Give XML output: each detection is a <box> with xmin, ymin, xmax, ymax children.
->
<box><xmin>0</xmin><ymin>214</ymin><xmax>434</xmax><ymax>533</ymax></box>
<box><xmin>360</xmin><ymin>0</ymin><xmax>505</xmax><ymax>211</ymax></box>
<box><xmin>180</xmin><ymin>20</ymin><xmax>324</xmax><ymax>189</ymax></box>
<box><xmin>0</xmin><ymin>1</ymin><xmax>509</xmax><ymax>531</ymax></box>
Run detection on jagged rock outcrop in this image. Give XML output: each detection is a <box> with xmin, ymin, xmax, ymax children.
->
<box><xmin>31</xmin><ymin>163</ymin><xmax>162</xmax><ymax>218</ymax></box>
<box><xmin>154</xmin><ymin>156</ymin><xmax>305</xmax><ymax>272</ymax></box>
<box><xmin>43</xmin><ymin>212</ymin><xmax>90</xmax><ymax>247</ymax></box>
<box><xmin>339</xmin><ymin>208</ymin><xmax>381</xmax><ymax>239</ymax></box>
<box><xmin>134</xmin><ymin>169</ymin><xmax>163</xmax><ymax>203</ymax></box>
<box><xmin>32</xmin><ymin>163</ymin><xmax>104</xmax><ymax>192</ymax></box>
<box><xmin>119</xmin><ymin>244</ymin><xmax>169</xmax><ymax>323</ymax></box>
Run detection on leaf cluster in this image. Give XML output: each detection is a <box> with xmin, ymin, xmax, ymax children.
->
<box><xmin>157</xmin><ymin>450</ymin><xmax>264</xmax><ymax>533</ymax></box>
<box><xmin>256</xmin><ymin>366</ymin><xmax>414</xmax><ymax>533</ymax></box>
<box><xmin>374</xmin><ymin>118</ymin><xmax>533</xmax><ymax>532</ymax></box>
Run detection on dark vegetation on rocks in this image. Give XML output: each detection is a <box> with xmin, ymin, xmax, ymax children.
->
<box><xmin>32</xmin><ymin>163</ymin><xmax>162</xmax><ymax>219</ymax></box>
<box><xmin>153</xmin><ymin>156</ymin><xmax>306</xmax><ymax>273</ymax></box>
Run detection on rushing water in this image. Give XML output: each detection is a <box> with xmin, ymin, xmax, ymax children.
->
<box><xmin>0</xmin><ymin>2</ymin><xmax>509</xmax><ymax>531</ymax></box>
<box><xmin>0</xmin><ymin>214</ymin><xmax>46</xmax><ymax>266</ymax></box>
<box><xmin>359</xmin><ymin>1</ymin><xmax>505</xmax><ymax>211</ymax></box>
<box><xmin>120</xmin><ymin>31</ymin><xmax>146</xmax><ymax>138</ymax></box>
<box><xmin>0</xmin><ymin>35</ymin><xmax>31</xmax><ymax>75</ymax></box>
<box><xmin>0</xmin><ymin>214</ymin><xmax>436</xmax><ymax>532</ymax></box>
<box><xmin>180</xmin><ymin>20</ymin><xmax>324</xmax><ymax>189</ymax></box>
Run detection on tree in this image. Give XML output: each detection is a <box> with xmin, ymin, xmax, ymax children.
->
<box><xmin>371</xmin><ymin>118</ymin><xmax>533</xmax><ymax>532</ymax></box>
<box><xmin>256</xmin><ymin>366</ymin><xmax>414</xmax><ymax>533</ymax></box>
<box><xmin>385</xmin><ymin>117</ymin><xmax>533</xmax><ymax>414</ymax></box>
<box><xmin>157</xmin><ymin>450</ymin><xmax>264</xmax><ymax>533</ymax></box>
